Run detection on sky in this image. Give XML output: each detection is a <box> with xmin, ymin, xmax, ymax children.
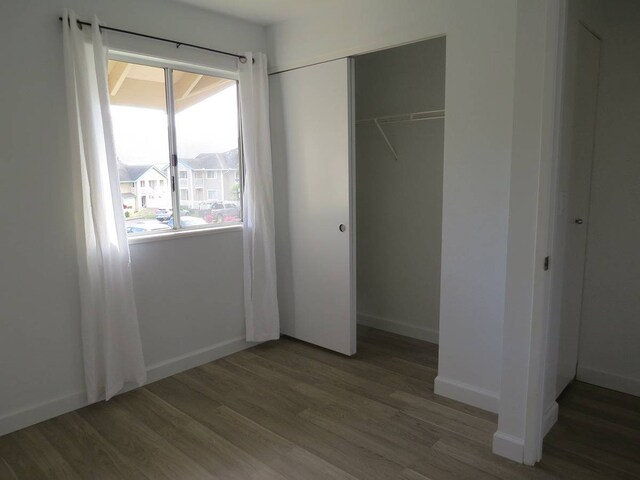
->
<box><xmin>111</xmin><ymin>84</ymin><xmax>238</xmax><ymax>166</ymax></box>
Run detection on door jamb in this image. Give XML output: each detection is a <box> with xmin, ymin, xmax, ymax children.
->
<box><xmin>523</xmin><ymin>0</ymin><xmax>569</xmax><ymax>465</ymax></box>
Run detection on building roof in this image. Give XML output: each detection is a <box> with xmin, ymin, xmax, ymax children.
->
<box><xmin>118</xmin><ymin>164</ymin><xmax>166</xmax><ymax>182</ymax></box>
<box><xmin>180</xmin><ymin>148</ymin><xmax>239</xmax><ymax>171</ymax></box>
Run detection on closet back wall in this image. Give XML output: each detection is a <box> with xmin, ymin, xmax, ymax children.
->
<box><xmin>0</xmin><ymin>0</ymin><xmax>265</xmax><ymax>436</ymax></box>
<box><xmin>355</xmin><ymin>38</ymin><xmax>445</xmax><ymax>342</ymax></box>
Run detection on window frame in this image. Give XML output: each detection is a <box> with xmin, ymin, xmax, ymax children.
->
<box><xmin>108</xmin><ymin>50</ymin><xmax>243</xmax><ymax>239</ymax></box>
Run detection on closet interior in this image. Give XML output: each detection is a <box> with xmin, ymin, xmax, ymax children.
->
<box><xmin>354</xmin><ymin>37</ymin><xmax>446</xmax><ymax>345</ymax></box>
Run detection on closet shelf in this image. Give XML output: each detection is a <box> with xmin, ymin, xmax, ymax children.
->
<box><xmin>356</xmin><ymin>109</ymin><xmax>445</xmax><ymax>161</ymax></box>
<box><xmin>356</xmin><ymin>109</ymin><xmax>445</xmax><ymax>125</ymax></box>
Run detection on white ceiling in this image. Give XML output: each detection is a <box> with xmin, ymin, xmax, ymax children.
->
<box><xmin>168</xmin><ymin>0</ymin><xmax>341</xmax><ymax>26</ymax></box>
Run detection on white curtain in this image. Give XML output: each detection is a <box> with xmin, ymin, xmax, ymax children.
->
<box><xmin>238</xmin><ymin>53</ymin><xmax>280</xmax><ymax>341</ymax></box>
<box><xmin>62</xmin><ymin>10</ymin><xmax>146</xmax><ymax>403</ymax></box>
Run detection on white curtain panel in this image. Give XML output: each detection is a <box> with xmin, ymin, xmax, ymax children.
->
<box><xmin>238</xmin><ymin>53</ymin><xmax>280</xmax><ymax>341</ymax></box>
<box><xmin>62</xmin><ymin>10</ymin><xmax>146</xmax><ymax>403</ymax></box>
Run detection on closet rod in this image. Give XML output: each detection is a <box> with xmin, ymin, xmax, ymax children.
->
<box><xmin>58</xmin><ymin>16</ymin><xmax>249</xmax><ymax>63</ymax></box>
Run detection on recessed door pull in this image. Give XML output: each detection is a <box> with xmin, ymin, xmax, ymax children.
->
<box><xmin>575</xmin><ymin>218</ymin><xmax>584</xmax><ymax>225</ymax></box>
<box><xmin>339</xmin><ymin>224</ymin><xmax>346</xmax><ymax>232</ymax></box>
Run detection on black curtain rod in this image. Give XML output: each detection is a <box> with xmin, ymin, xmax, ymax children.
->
<box><xmin>58</xmin><ymin>16</ymin><xmax>248</xmax><ymax>63</ymax></box>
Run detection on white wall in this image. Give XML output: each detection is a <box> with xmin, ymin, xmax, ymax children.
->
<box><xmin>267</xmin><ymin>0</ymin><xmax>446</xmax><ymax>73</ymax></box>
<box><xmin>355</xmin><ymin>38</ymin><xmax>445</xmax><ymax>343</ymax></box>
<box><xmin>0</xmin><ymin>0</ymin><xmax>265</xmax><ymax>435</ymax></box>
<box><xmin>268</xmin><ymin>0</ymin><xmax>518</xmax><ymax>415</ymax></box>
<box><xmin>434</xmin><ymin>0</ymin><xmax>517</xmax><ymax>414</ymax></box>
<box><xmin>576</xmin><ymin>0</ymin><xmax>640</xmax><ymax>396</ymax></box>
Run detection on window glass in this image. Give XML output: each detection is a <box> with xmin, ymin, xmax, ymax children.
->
<box><xmin>110</xmin><ymin>59</ymin><xmax>241</xmax><ymax>234</ymax></box>
<box><xmin>172</xmin><ymin>69</ymin><xmax>241</xmax><ymax>224</ymax></box>
<box><xmin>109</xmin><ymin>61</ymin><xmax>173</xmax><ymax>234</ymax></box>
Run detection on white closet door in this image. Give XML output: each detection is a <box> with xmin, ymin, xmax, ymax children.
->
<box><xmin>270</xmin><ymin>58</ymin><xmax>356</xmax><ymax>355</ymax></box>
<box><xmin>557</xmin><ymin>25</ymin><xmax>601</xmax><ymax>394</ymax></box>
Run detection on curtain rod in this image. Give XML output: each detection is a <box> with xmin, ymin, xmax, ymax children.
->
<box><xmin>58</xmin><ymin>16</ymin><xmax>248</xmax><ymax>63</ymax></box>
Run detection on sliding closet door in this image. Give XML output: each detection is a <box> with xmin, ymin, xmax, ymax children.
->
<box><xmin>270</xmin><ymin>58</ymin><xmax>356</xmax><ymax>355</ymax></box>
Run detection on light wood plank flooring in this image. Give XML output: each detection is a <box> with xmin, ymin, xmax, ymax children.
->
<box><xmin>1</xmin><ymin>326</ymin><xmax>638</xmax><ymax>479</ymax></box>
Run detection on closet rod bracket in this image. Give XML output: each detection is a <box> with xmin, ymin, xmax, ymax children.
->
<box><xmin>374</xmin><ymin>119</ymin><xmax>399</xmax><ymax>161</ymax></box>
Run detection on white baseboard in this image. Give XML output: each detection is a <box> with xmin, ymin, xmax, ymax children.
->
<box><xmin>146</xmin><ymin>336</ymin><xmax>253</xmax><ymax>384</ymax></box>
<box><xmin>576</xmin><ymin>365</ymin><xmax>640</xmax><ymax>397</ymax></box>
<box><xmin>357</xmin><ymin>312</ymin><xmax>439</xmax><ymax>344</ymax></box>
<box><xmin>492</xmin><ymin>431</ymin><xmax>524</xmax><ymax>463</ymax></box>
<box><xmin>542</xmin><ymin>401</ymin><xmax>559</xmax><ymax>437</ymax></box>
<box><xmin>0</xmin><ymin>335</ymin><xmax>254</xmax><ymax>437</ymax></box>
<box><xmin>434</xmin><ymin>375</ymin><xmax>500</xmax><ymax>413</ymax></box>
<box><xmin>0</xmin><ymin>390</ymin><xmax>87</xmax><ymax>439</ymax></box>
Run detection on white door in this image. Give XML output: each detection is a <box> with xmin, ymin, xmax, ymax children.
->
<box><xmin>270</xmin><ymin>59</ymin><xmax>356</xmax><ymax>355</ymax></box>
<box><xmin>557</xmin><ymin>25</ymin><xmax>601</xmax><ymax>393</ymax></box>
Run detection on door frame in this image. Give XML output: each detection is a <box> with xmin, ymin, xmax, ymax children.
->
<box><xmin>524</xmin><ymin>0</ymin><xmax>568</xmax><ymax>464</ymax></box>
<box><xmin>348</xmin><ymin>57</ymin><xmax>358</xmax><ymax>354</ymax></box>
<box><xmin>494</xmin><ymin>0</ymin><xmax>568</xmax><ymax>466</ymax></box>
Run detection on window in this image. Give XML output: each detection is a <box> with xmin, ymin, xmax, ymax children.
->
<box><xmin>109</xmin><ymin>58</ymin><xmax>241</xmax><ymax>236</ymax></box>
<box><xmin>206</xmin><ymin>171</ymin><xmax>217</xmax><ymax>179</ymax></box>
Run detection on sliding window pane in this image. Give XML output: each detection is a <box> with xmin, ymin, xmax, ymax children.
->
<box><xmin>172</xmin><ymin>70</ymin><xmax>241</xmax><ymax>226</ymax></box>
<box><xmin>108</xmin><ymin>60</ymin><xmax>173</xmax><ymax>235</ymax></box>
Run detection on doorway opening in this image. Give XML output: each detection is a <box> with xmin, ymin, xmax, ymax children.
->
<box><xmin>543</xmin><ymin>1</ymin><xmax>640</xmax><ymax>471</ymax></box>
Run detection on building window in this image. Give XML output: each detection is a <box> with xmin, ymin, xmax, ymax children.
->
<box><xmin>109</xmin><ymin>57</ymin><xmax>242</xmax><ymax>235</ymax></box>
<box><xmin>206</xmin><ymin>171</ymin><xmax>217</xmax><ymax>179</ymax></box>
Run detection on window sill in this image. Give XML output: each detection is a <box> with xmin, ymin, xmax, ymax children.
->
<box><xmin>128</xmin><ymin>224</ymin><xmax>243</xmax><ymax>245</ymax></box>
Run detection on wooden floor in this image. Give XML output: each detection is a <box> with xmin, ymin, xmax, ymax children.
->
<box><xmin>1</xmin><ymin>327</ymin><xmax>638</xmax><ymax>479</ymax></box>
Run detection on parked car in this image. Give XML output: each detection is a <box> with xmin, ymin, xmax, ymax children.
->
<box><xmin>155</xmin><ymin>208</ymin><xmax>171</xmax><ymax>222</ymax></box>
<box><xmin>126</xmin><ymin>220</ymin><xmax>171</xmax><ymax>235</ymax></box>
<box><xmin>166</xmin><ymin>215</ymin><xmax>208</xmax><ymax>228</ymax></box>
<box><xmin>209</xmin><ymin>202</ymin><xmax>241</xmax><ymax>223</ymax></box>
<box><xmin>156</xmin><ymin>208</ymin><xmax>190</xmax><ymax>222</ymax></box>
